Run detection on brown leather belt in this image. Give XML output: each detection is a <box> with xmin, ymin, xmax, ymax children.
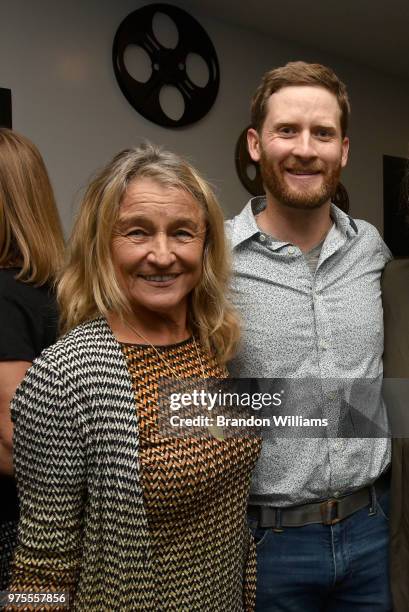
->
<box><xmin>248</xmin><ymin>470</ymin><xmax>390</xmax><ymax>529</ymax></box>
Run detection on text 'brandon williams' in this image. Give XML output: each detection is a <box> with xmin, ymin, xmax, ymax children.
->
<box><xmin>168</xmin><ymin>390</ymin><xmax>328</xmax><ymax>428</ymax></box>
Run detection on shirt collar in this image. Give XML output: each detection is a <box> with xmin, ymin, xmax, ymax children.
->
<box><xmin>229</xmin><ymin>196</ymin><xmax>264</xmax><ymax>249</ymax></box>
<box><xmin>329</xmin><ymin>202</ymin><xmax>358</xmax><ymax>237</ymax></box>
<box><xmin>230</xmin><ymin>196</ymin><xmax>358</xmax><ymax>250</ymax></box>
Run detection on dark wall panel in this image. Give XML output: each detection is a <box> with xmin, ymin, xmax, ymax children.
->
<box><xmin>0</xmin><ymin>87</ymin><xmax>12</xmax><ymax>128</ymax></box>
<box><xmin>383</xmin><ymin>154</ymin><xmax>409</xmax><ymax>256</ymax></box>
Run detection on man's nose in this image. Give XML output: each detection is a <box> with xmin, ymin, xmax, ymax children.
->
<box><xmin>291</xmin><ymin>132</ymin><xmax>317</xmax><ymax>159</ymax></box>
<box><xmin>146</xmin><ymin>233</ymin><xmax>177</xmax><ymax>266</ymax></box>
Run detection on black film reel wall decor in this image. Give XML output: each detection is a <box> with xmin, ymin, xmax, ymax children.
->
<box><xmin>113</xmin><ymin>4</ymin><xmax>220</xmax><ymax>128</ymax></box>
<box><xmin>332</xmin><ymin>182</ymin><xmax>350</xmax><ymax>213</ymax></box>
<box><xmin>235</xmin><ymin>126</ymin><xmax>264</xmax><ymax>196</ymax></box>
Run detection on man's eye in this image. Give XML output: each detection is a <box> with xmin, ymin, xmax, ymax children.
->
<box><xmin>278</xmin><ymin>126</ymin><xmax>296</xmax><ymax>136</ymax></box>
<box><xmin>316</xmin><ymin>129</ymin><xmax>332</xmax><ymax>139</ymax></box>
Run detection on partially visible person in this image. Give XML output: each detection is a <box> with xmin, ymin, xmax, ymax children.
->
<box><xmin>0</xmin><ymin>128</ymin><xmax>64</xmax><ymax>589</ymax></box>
<box><xmin>383</xmin><ymin>255</ymin><xmax>409</xmax><ymax>612</ymax></box>
<box><xmin>8</xmin><ymin>143</ymin><xmax>261</xmax><ymax>610</ymax></box>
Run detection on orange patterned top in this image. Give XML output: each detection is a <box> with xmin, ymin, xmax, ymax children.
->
<box><xmin>121</xmin><ymin>338</ymin><xmax>261</xmax><ymax>611</ymax></box>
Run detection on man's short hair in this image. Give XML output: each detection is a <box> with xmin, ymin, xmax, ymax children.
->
<box><xmin>251</xmin><ymin>61</ymin><xmax>351</xmax><ymax>137</ymax></box>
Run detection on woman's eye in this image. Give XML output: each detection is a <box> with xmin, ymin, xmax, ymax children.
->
<box><xmin>174</xmin><ymin>230</ymin><xmax>193</xmax><ymax>239</ymax></box>
<box><xmin>126</xmin><ymin>228</ymin><xmax>147</xmax><ymax>238</ymax></box>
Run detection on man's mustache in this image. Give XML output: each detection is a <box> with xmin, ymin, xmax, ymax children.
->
<box><xmin>283</xmin><ymin>161</ymin><xmax>325</xmax><ymax>174</ymax></box>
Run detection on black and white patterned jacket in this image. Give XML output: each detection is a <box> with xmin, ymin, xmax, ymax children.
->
<box><xmin>10</xmin><ymin>317</ymin><xmax>156</xmax><ymax>610</ymax></box>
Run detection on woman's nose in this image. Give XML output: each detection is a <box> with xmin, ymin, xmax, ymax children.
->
<box><xmin>146</xmin><ymin>233</ymin><xmax>177</xmax><ymax>266</ymax></box>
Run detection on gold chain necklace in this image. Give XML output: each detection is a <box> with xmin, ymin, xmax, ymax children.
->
<box><xmin>122</xmin><ymin>319</ymin><xmax>225</xmax><ymax>441</ymax></box>
<box><xmin>122</xmin><ymin>318</ymin><xmax>206</xmax><ymax>380</ymax></box>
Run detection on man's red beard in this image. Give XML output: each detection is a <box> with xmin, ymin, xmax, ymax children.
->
<box><xmin>259</xmin><ymin>149</ymin><xmax>342</xmax><ymax>210</ymax></box>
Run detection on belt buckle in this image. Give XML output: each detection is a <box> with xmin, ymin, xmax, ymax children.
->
<box><xmin>320</xmin><ymin>499</ymin><xmax>341</xmax><ymax>525</ymax></box>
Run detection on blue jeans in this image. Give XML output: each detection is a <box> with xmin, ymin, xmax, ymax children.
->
<box><xmin>248</xmin><ymin>490</ymin><xmax>392</xmax><ymax>611</ymax></box>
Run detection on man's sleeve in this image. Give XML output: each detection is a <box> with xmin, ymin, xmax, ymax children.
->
<box><xmin>377</xmin><ymin>232</ymin><xmax>393</xmax><ymax>265</ymax></box>
<box><xmin>8</xmin><ymin>354</ymin><xmax>85</xmax><ymax>601</ymax></box>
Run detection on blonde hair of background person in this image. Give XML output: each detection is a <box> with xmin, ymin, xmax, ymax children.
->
<box><xmin>0</xmin><ymin>128</ymin><xmax>64</xmax><ymax>284</ymax></box>
<box><xmin>0</xmin><ymin>127</ymin><xmax>64</xmax><ymax>475</ymax></box>
<box><xmin>58</xmin><ymin>143</ymin><xmax>240</xmax><ymax>363</ymax></box>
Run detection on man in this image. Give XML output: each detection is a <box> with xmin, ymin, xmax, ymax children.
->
<box><xmin>226</xmin><ymin>62</ymin><xmax>392</xmax><ymax>610</ymax></box>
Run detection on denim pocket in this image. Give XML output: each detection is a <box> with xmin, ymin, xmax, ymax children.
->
<box><xmin>376</xmin><ymin>490</ymin><xmax>390</xmax><ymax>522</ymax></box>
<box><xmin>248</xmin><ymin>519</ymin><xmax>269</xmax><ymax>548</ymax></box>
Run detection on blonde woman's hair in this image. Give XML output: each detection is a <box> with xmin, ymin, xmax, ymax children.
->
<box><xmin>58</xmin><ymin>143</ymin><xmax>240</xmax><ymax>363</ymax></box>
<box><xmin>0</xmin><ymin>128</ymin><xmax>65</xmax><ymax>285</ymax></box>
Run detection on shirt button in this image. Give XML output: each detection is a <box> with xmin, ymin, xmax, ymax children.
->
<box><xmin>328</xmin><ymin>391</ymin><xmax>336</xmax><ymax>400</ymax></box>
<box><xmin>320</xmin><ymin>340</ymin><xmax>328</xmax><ymax>350</ymax></box>
<box><xmin>259</xmin><ymin>234</ymin><xmax>266</xmax><ymax>242</ymax></box>
<box><xmin>288</xmin><ymin>246</ymin><xmax>295</xmax><ymax>254</ymax></box>
<box><xmin>333</xmin><ymin>491</ymin><xmax>341</xmax><ymax>498</ymax></box>
<box><xmin>334</xmin><ymin>441</ymin><xmax>342</xmax><ymax>451</ymax></box>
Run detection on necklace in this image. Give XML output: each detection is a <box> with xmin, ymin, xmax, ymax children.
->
<box><xmin>122</xmin><ymin>318</ymin><xmax>225</xmax><ymax>440</ymax></box>
<box><xmin>122</xmin><ymin>318</ymin><xmax>206</xmax><ymax>380</ymax></box>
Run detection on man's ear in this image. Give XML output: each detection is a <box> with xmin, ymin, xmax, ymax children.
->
<box><xmin>247</xmin><ymin>128</ymin><xmax>262</xmax><ymax>162</ymax></box>
<box><xmin>341</xmin><ymin>137</ymin><xmax>349</xmax><ymax>168</ymax></box>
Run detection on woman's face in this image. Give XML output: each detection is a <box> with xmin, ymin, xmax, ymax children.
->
<box><xmin>111</xmin><ymin>177</ymin><xmax>206</xmax><ymax>319</ymax></box>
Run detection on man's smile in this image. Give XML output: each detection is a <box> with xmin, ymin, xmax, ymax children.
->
<box><xmin>284</xmin><ymin>168</ymin><xmax>323</xmax><ymax>182</ymax></box>
<box><xmin>284</xmin><ymin>165</ymin><xmax>323</xmax><ymax>176</ymax></box>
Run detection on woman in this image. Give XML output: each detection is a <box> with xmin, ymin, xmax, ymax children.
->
<box><xmin>382</xmin><ymin>256</ymin><xmax>409</xmax><ymax>612</ymax></box>
<box><xmin>9</xmin><ymin>143</ymin><xmax>261</xmax><ymax>610</ymax></box>
<box><xmin>0</xmin><ymin>128</ymin><xmax>64</xmax><ymax>589</ymax></box>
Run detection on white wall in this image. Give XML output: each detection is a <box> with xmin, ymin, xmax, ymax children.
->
<box><xmin>1</xmin><ymin>0</ymin><xmax>409</xmax><ymax>234</ymax></box>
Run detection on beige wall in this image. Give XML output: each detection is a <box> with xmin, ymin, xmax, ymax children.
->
<box><xmin>1</xmin><ymin>0</ymin><xmax>409</xmax><ymax>233</ymax></box>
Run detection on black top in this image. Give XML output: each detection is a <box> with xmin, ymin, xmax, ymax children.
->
<box><xmin>0</xmin><ymin>268</ymin><xmax>59</xmax><ymax>522</ymax></box>
<box><xmin>0</xmin><ymin>268</ymin><xmax>58</xmax><ymax>361</ymax></box>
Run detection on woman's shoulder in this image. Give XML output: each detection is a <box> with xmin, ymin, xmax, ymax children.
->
<box><xmin>42</xmin><ymin>317</ymin><xmax>113</xmax><ymax>358</ymax></box>
<box><xmin>0</xmin><ymin>268</ymin><xmax>28</xmax><ymax>297</ymax></box>
<box><xmin>0</xmin><ymin>268</ymin><xmax>58</xmax><ymax>358</ymax></box>
<box><xmin>12</xmin><ymin>317</ymin><xmax>134</xmax><ymax>428</ymax></box>
<box><xmin>36</xmin><ymin>317</ymin><xmax>124</xmax><ymax>382</ymax></box>
<box><xmin>23</xmin><ymin>317</ymin><xmax>125</xmax><ymax>402</ymax></box>
<box><xmin>0</xmin><ymin>267</ymin><xmax>55</xmax><ymax>304</ymax></box>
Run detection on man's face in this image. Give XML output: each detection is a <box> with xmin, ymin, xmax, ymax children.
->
<box><xmin>247</xmin><ymin>85</ymin><xmax>349</xmax><ymax>210</ymax></box>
